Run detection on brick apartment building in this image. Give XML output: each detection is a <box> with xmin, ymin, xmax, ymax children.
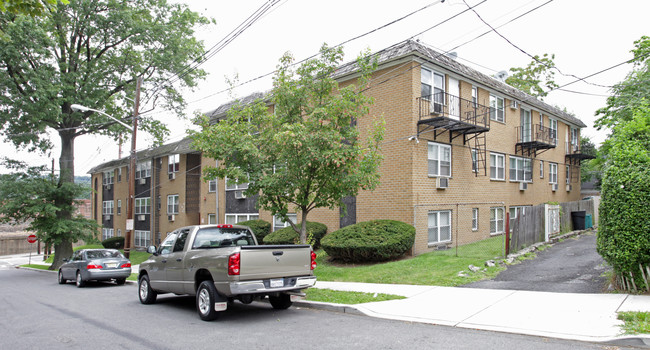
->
<box><xmin>89</xmin><ymin>40</ymin><xmax>589</xmax><ymax>255</ymax></box>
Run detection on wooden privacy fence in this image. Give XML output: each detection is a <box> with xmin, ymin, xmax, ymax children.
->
<box><xmin>510</xmin><ymin>199</ymin><xmax>595</xmax><ymax>253</ymax></box>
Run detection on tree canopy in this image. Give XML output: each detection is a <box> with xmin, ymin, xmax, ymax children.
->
<box><xmin>0</xmin><ymin>0</ymin><xmax>211</xmax><ymax>268</ymax></box>
<box><xmin>505</xmin><ymin>53</ymin><xmax>559</xmax><ymax>100</ymax></box>
<box><xmin>190</xmin><ymin>44</ymin><xmax>384</xmax><ymax>244</ymax></box>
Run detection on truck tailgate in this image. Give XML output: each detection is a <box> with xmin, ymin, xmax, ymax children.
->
<box><xmin>239</xmin><ymin>245</ymin><xmax>312</xmax><ymax>280</ymax></box>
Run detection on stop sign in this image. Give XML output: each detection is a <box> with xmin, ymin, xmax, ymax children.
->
<box><xmin>27</xmin><ymin>234</ymin><xmax>37</xmax><ymax>244</ymax></box>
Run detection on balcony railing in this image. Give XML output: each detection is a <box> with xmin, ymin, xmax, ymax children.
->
<box><xmin>565</xmin><ymin>142</ymin><xmax>580</xmax><ymax>155</ymax></box>
<box><xmin>417</xmin><ymin>92</ymin><xmax>490</xmax><ymax>132</ymax></box>
<box><xmin>516</xmin><ymin>124</ymin><xmax>557</xmax><ymax>147</ymax></box>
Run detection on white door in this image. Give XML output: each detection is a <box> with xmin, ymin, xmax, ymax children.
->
<box><xmin>448</xmin><ymin>77</ymin><xmax>460</xmax><ymax>120</ymax></box>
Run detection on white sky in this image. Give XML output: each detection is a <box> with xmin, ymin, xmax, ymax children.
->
<box><xmin>1</xmin><ymin>0</ymin><xmax>648</xmax><ymax>175</ymax></box>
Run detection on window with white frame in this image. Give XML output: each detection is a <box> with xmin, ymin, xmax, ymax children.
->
<box><xmin>134</xmin><ymin>230</ymin><xmax>151</xmax><ymax>247</ymax></box>
<box><xmin>168</xmin><ymin>154</ymin><xmax>180</xmax><ymax>173</ymax></box>
<box><xmin>117</xmin><ymin>200</ymin><xmax>121</xmax><ymax>215</ymax></box>
<box><xmin>102</xmin><ymin>201</ymin><xmax>114</xmax><ymax>215</ymax></box>
<box><xmin>117</xmin><ymin>167</ymin><xmax>122</xmax><ymax>182</ymax></box>
<box><xmin>136</xmin><ymin>161</ymin><xmax>151</xmax><ymax>179</ymax></box>
<box><xmin>571</xmin><ymin>127</ymin><xmax>579</xmax><ymax>152</ymax></box>
<box><xmin>539</xmin><ymin>113</ymin><xmax>544</xmax><ymax>129</ymax></box>
<box><xmin>226</xmin><ymin>213</ymin><xmax>260</xmax><ymax>225</ymax></box>
<box><xmin>102</xmin><ymin>228</ymin><xmax>114</xmax><ymax>240</ymax></box>
<box><xmin>208</xmin><ymin>180</ymin><xmax>217</xmax><ymax>192</ymax></box>
<box><xmin>489</xmin><ymin>95</ymin><xmax>505</xmax><ymax>122</ymax></box>
<box><xmin>549</xmin><ymin>118</ymin><xmax>558</xmax><ymax>145</ymax></box>
<box><xmin>509</xmin><ymin>156</ymin><xmax>532</xmax><ymax>182</ymax></box>
<box><xmin>103</xmin><ymin>170</ymin><xmax>114</xmax><ymax>185</ymax></box>
<box><xmin>490</xmin><ymin>153</ymin><xmax>505</xmax><ymax>180</ymax></box>
<box><xmin>521</xmin><ymin>109</ymin><xmax>532</xmax><ymax>142</ymax></box>
<box><xmin>540</xmin><ymin>160</ymin><xmax>544</xmax><ymax>178</ymax></box>
<box><xmin>135</xmin><ymin>197</ymin><xmax>151</xmax><ymax>214</ymax></box>
<box><xmin>472</xmin><ymin>208</ymin><xmax>479</xmax><ymax>231</ymax></box>
<box><xmin>549</xmin><ymin>163</ymin><xmax>558</xmax><ymax>184</ymax></box>
<box><xmin>471</xmin><ymin>86</ymin><xmax>478</xmax><ymax>107</ymax></box>
<box><xmin>566</xmin><ymin>165</ymin><xmax>571</xmax><ymax>184</ymax></box>
<box><xmin>428</xmin><ymin>210</ymin><xmax>452</xmax><ymax>244</ymax></box>
<box><xmin>167</xmin><ymin>195</ymin><xmax>179</xmax><ymax>214</ymax></box>
<box><xmin>427</xmin><ymin>142</ymin><xmax>451</xmax><ymax>177</ymax></box>
<box><xmin>490</xmin><ymin>207</ymin><xmax>505</xmax><ymax>235</ymax></box>
<box><xmin>208</xmin><ymin>214</ymin><xmax>217</xmax><ymax>224</ymax></box>
<box><xmin>117</xmin><ymin>229</ymin><xmax>121</xmax><ymax>237</ymax></box>
<box><xmin>273</xmin><ymin>213</ymin><xmax>297</xmax><ymax>231</ymax></box>
<box><xmin>421</xmin><ymin>67</ymin><xmax>445</xmax><ymax>102</ymax></box>
<box><xmin>225</xmin><ymin>177</ymin><xmax>249</xmax><ymax>191</ymax></box>
<box><xmin>471</xmin><ymin>149</ymin><xmax>478</xmax><ymax>173</ymax></box>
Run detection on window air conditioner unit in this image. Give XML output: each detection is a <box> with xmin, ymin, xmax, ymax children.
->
<box><xmin>138</xmin><ymin>178</ymin><xmax>146</xmax><ymax>185</ymax></box>
<box><xmin>234</xmin><ymin>190</ymin><xmax>247</xmax><ymax>199</ymax></box>
<box><xmin>168</xmin><ymin>215</ymin><xmax>175</xmax><ymax>222</ymax></box>
<box><xmin>510</xmin><ymin>100</ymin><xmax>518</xmax><ymax>109</ymax></box>
<box><xmin>566</xmin><ymin>184</ymin><xmax>572</xmax><ymax>192</ymax></box>
<box><xmin>104</xmin><ymin>215</ymin><xmax>111</xmax><ymax>221</ymax></box>
<box><xmin>551</xmin><ymin>183</ymin><xmax>558</xmax><ymax>192</ymax></box>
<box><xmin>519</xmin><ymin>182</ymin><xmax>528</xmax><ymax>191</ymax></box>
<box><xmin>137</xmin><ymin>215</ymin><xmax>146</xmax><ymax>221</ymax></box>
<box><xmin>437</xmin><ymin>177</ymin><xmax>449</xmax><ymax>189</ymax></box>
<box><xmin>104</xmin><ymin>184</ymin><xmax>111</xmax><ymax>190</ymax></box>
<box><xmin>169</xmin><ymin>173</ymin><xmax>175</xmax><ymax>180</ymax></box>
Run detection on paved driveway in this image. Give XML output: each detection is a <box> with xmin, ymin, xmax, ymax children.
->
<box><xmin>464</xmin><ymin>232</ymin><xmax>611</xmax><ymax>293</ymax></box>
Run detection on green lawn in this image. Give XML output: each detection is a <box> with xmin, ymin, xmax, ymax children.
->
<box><xmin>314</xmin><ymin>236</ymin><xmax>506</xmax><ymax>286</ymax></box>
<box><xmin>305</xmin><ymin>288</ymin><xmax>405</xmax><ymax>304</ymax></box>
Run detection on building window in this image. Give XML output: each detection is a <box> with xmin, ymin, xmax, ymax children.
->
<box><xmin>273</xmin><ymin>214</ymin><xmax>297</xmax><ymax>231</ymax></box>
<box><xmin>471</xmin><ymin>149</ymin><xmax>478</xmax><ymax>173</ymax></box>
<box><xmin>472</xmin><ymin>208</ymin><xmax>479</xmax><ymax>231</ymax></box>
<box><xmin>135</xmin><ymin>161</ymin><xmax>151</xmax><ymax>179</ymax></box>
<box><xmin>225</xmin><ymin>177</ymin><xmax>249</xmax><ymax>191</ymax></box>
<box><xmin>134</xmin><ymin>230</ymin><xmax>151</xmax><ymax>247</ymax></box>
<box><xmin>490</xmin><ymin>153</ymin><xmax>505</xmax><ymax>180</ymax></box>
<box><xmin>103</xmin><ymin>170</ymin><xmax>114</xmax><ymax>185</ymax></box>
<box><xmin>117</xmin><ymin>200</ymin><xmax>121</xmax><ymax>215</ymax></box>
<box><xmin>135</xmin><ymin>197</ymin><xmax>151</xmax><ymax>214</ymax></box>
<box><xmin>117</xmin><ymin>229</ymin><xmax>121</xmax><ymax>237</ymax></box>
<box><xmin>208</xmin><ymin>214</ymin><xmax>217</xmax><ymax>224</ymax></box>
<box><xmin>117</xmin><ymin>168</ymin><xmax>122</xmax><ymax>182</ymax></box>
<box><xmin>208</xmin><ymin>180</ymin><xmax>217</xmax><ymax>192</ymax></box>
<box><xmin>168</xmin><ymin>154</ymin><xmax>180</xmax><ymax>173</ymax></box>
<box><xmin>566</xmin><ymin>165</ymin><xmax>571</xmax><ymax>184</ymax></box>
<box><xmin>471</xmin><ymin>86</ymin><xmax>478</xmax><ymax>106</ymax></box>
<box><xmin>490</xmin><ymin>207</ymin><xmax>505</xmax><ymax>235</ymax></box>
<box><xmin>102</xmin><ymin>228</ymin><xmax>114</xmax><ymax>240</ymax></box>
<box><xmin>570</xmin><ymin>127</ymin><xmax>579</xmax><ymax>152</ymax></box>
<box><xmin>549</xmin><ymin>118</ymin><xmax>558</xmax><ymax>145</ymax></box>
<box><xmin>428</xmin><ymin>142</ymin><xmax>451</xmax><ymax>177</ymax></box>
<box><xmin>225</xmin><ymin>213</ymin><xmax>260</xmax><ymax>225</ymax></box>
<box><xmin>167</xmin><ymin>195</ymin><xmax>179</xmax><ymax>214</ymax></box>
<box><xmin>521</xmin><ymin>109</ymin><xmax>532</xmax><ymax>142</ymax></box>
<box><xmin>428</xmin><ymin>210</ymin><xmax>452</xmax><ymax>245</ymax></box>
<box><xmin>540</xmin><ymin>160</ymin><xmax>544</xmax><ymax>178</ymax></box>
<box><xmin>489</xmin><ymin>95</ymin><xmax>505</xmax><ymax>122</ymax></box>
<box><xmin>549</xmin><ymin>163</ymin><xmax>558</xmax><ymax>184</ymax></box>
<box><xmin>539</xmin><ymin>113</ymin><xmax>544</xmax><ymax>129</ymax></box>
<box><xmin>509</xmin><ymin>156</ymin><xmax>532</xmax><ymax>182</ymax></box>
<box><xmin>102</xmin><ymin>201</ymin><xmax>114</xmax><ymax>215</ymax></box>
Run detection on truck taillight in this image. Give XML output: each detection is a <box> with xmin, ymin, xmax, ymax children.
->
<box><xmin>228</xmin><ymin>252</ymin><xmax>240</xmax><ymax>275</ymax></box>
<box><xmin>310</xmin><ymin>251</ymin><xmax>317</xmax><ymax>270</ymax></box>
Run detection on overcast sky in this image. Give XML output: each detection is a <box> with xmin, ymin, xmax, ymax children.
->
<box><xmin>1</xmin><ymin>0</ymin><xmax>648</xmax><ymax>175</ymax></box>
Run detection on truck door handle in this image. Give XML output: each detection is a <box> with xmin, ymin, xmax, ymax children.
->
<box><xmin>272</xmin><ymin>251</ymin><xmax>284</xmax><ymax>256</ymax></box>
<box><xmin>161</xmin><ymin>260</ymin><xmax>167</xmax><ymax>263</ymax></box>
<box><xmin>176</xmin><ymin>258</ymin><xmax>182</xmax><ymax>262</ymax></box>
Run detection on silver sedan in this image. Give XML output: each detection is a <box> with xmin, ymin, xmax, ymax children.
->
<box><xmin>58</xmin><ymin>249</ymin><xmax>132</xmax><ymax>287</ymax></box>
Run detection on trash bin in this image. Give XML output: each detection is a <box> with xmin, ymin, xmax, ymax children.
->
<box><xmin>585</xmin><ymin>214</ymin><xmax>593</xmax><ymax>229</ymax></box>
<box><xmin>571</xmin><ymin>211</ymin><xmax>586</xmax><ymax>230</ymax></box>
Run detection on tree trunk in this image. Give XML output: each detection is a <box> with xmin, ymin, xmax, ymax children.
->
<box><xmin>50</xmin><ymin>130</ymin><xmax>76</xmax><ymax>270</ymax></box>
<box><xmin>300</xmin><ymin>211</ymin><xmax>308</xmax><ymax>245</ymax></box>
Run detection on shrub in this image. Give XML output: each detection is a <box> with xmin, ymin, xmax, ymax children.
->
<box><xmin>321</xmin><ymin>220</ymin><xmax>415</xmax><ymax>263</ymax></box>
<box><xmin>102</xmin><ymin>236</ymin><xmax>125</xmax><ymax>249</ymax></box>
<box><xmin>237</xmin><ymin>219</ymin><xmax>272</xmax><ymax>243</ymax></box>
<box><xmin>263</xmin><ymin>221</ymin><xmax>328</xmax><ymax>248</ymax></box>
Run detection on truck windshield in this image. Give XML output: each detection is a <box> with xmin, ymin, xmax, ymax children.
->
<box><xmin>192</xmin><ymin>228</ymin><xmax>255</xmax><ymax>249</ymax></box>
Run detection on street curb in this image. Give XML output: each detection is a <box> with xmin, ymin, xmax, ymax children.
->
<box><xmin>293</xmin><ymin>300</ymin><xmax>365</xmax><ymax>316</ymax></box>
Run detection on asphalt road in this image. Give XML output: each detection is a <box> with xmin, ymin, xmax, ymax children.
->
<box><xmin>0</xmin><ymin>267</ymin><xmax>628</xmax><ymax>350</ymax></box>
<box><xmin>465</xmin><ymin>232</ymin><xmax>611</xmax><ymax>293</ymax></box>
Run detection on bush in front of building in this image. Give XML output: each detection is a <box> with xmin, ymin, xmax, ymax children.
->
<box><xmin>238</xmin><ymin>219</ymin><xmax>272</xmax><ymax>243</ymax></box>
<box><xmin>263</xmin><ymin>221</ymin><xmax>328</xmax><ymax>248</ymax></box>
<box><xmin>102</xmin><ymin>236</ymin><xmax>125</xmax><ymax>249</ymax></box>
<box><xmin>321</xmin><ymin>220</ymin><xmax>415</xmax><ymax>263</ymax></box>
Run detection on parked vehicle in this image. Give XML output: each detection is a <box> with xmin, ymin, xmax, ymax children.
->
<box><xmin>58</xmin><ymin>249</ymin><xmax>132</xmax><ymax>287</ymax></box>
<box><xmin>138</xmin><ymin>224</ymin><xmax>317</xmax><ymax>321</ymax></box>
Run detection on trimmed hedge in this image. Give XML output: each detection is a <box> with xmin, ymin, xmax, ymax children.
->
<box><xmin>102</xmin><ymin>236</ymin><xmax>125</xmax><ymax>249</ymax></box>
<box><xmin>238</xmin><ymin>219</ymin><xmax>272</xmax><ymax>243</ymax></box>
<box><xmin>263</xmin><ymin>221</ymin><xmax>327</xmax><ymax>248</ymax></box>
<box><xmin>321</xmin><ymin>220</ymin><xmax>415</xmax><ymax>263</ymax></box>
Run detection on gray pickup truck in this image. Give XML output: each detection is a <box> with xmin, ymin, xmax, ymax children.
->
<box><xmin>137</xmin><ymin>224</ymin><xmax>317</xmax><ymax>321</ymax></box>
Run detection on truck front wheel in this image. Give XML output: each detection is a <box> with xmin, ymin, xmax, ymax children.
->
<box><xmin>197</xmin><ymin>281</ymin><xmax>221</xmax><ymax>321</ymax></box>
<box><xmin>269</xmin><ymin>293</ymin><xmax>293</xmax><ymax>310</ymax></box>
<box><xmin>138</xmin><ymin>275</ymin><xmax>157</xmax><ymax>304</ymax></box>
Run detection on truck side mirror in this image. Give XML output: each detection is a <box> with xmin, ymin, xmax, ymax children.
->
<box><xmin>147</xmin><ymin>246</ymin><xmax>157</xmax><ymax>255</ymax></box>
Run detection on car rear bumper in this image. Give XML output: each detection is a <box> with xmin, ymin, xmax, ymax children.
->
<box><xmin>86</xmin><ymin>268</ymin><xmax>132</xmax><ymax>281</ymax></box>
<box><xmin>227</xmin><ymin>276</ymin><xmax>317</xmax><ymax>295</ymax></box>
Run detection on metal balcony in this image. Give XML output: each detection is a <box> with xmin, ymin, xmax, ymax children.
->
<box><xmin>565</xmin><ymin>142</ymin><xmax>595</xmax><ymax>166</ymax></box>
<box><xmin>417</xmin><ymin>92</ymin><xmax>490</xmax><ymax>143</ymax></box>
<box><xmin>515</xmin><ymin>124</ymin><xmax>557</xmax><ymax>157</ymax></box>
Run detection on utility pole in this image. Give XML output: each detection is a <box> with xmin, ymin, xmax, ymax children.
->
<box><xmin>124</xmin><ymin>77</ymin><xmax>142</xmax><ymax>259</ymax></box>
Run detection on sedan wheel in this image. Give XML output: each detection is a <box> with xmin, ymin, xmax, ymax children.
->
<box><xmin>58</xmin><ymin>270</ymin><xmax>66</xmax><ymax>284</ymax></box>
<box><xmin>75</xmin><ymin>271</ymin><xmax>85</xmax><ymax>288</ymax></box>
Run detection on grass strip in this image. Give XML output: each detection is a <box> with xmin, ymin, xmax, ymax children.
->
<box><xmin>618</xmin><ymin>312</ymin><xmax>650</xmax><ymax>334</ymax></box>
<box><xmin>305</xmin><ymin>288</ymin><xmax>405</xmax><ymax>304</ymax></box>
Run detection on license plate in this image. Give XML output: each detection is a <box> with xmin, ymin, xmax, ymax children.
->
<box><xmin>105</xmin><ymin>263</ymin><xmax>117</xmax><ymax>268</ymax></box>
<box><xmin>270</xmin><ymin>278</ymin><xmax>284</xmax><ymax>288</ymax></box>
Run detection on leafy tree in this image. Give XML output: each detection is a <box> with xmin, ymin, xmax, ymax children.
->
<box><xmin>191</xmin><ymin>44</ymin><xmax>385</xmax><ymax>244</ymax></box>
<box><xmin>579</xmin><ymin>136</ymin><xmax>600</xmax><ymax>185</ymax></box>
<box><xmin>0</xmin><ymin>0</ymin><xmax>210</xmax><ymax>269</ymax></box>
<box><xmin>505</xmin><ymin>53</ymin><xmax>559</xmax><ymax>100</ymax></box>
<box><xmin>0</xmin><ymin>0</ymin><xmax>64</xmax><ymax>17</ymax></box>
<box><xmin>0</xmin><ymin>159</ymin><xmax>99</xmax><ymax>266</ymax></box>
<box><xmin>595</xmin><ymin>36</ymin><xmax>650</xmax><ymax>130</ymax></box>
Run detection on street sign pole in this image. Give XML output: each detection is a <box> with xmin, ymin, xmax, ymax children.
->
<box><xmin>27</xmin><ymin>234</ymin><xmax>37</xmax><ymax>265</ymax></box>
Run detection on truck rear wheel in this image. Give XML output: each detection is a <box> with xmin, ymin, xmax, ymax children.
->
<box><xmin>197</xmin><ymin>281</ymin><xmax>221</xmax><ymax>321</ymax></box>
<box><xmin>269</xmin><ymin>293</ymin><xmax>292</xmax><ymax>310</ymax></box>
